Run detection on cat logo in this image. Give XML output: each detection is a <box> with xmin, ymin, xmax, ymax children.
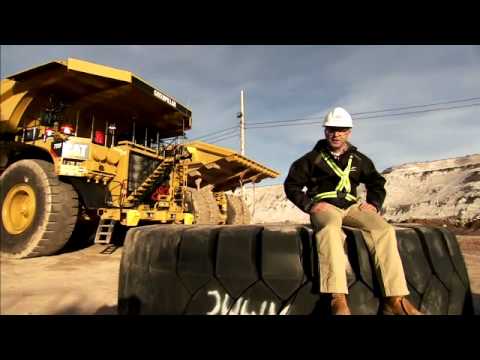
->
<box><xmin>62</xmin><ymin>141</ymin><xmax>89</xmax><ymax>160</ymax></box>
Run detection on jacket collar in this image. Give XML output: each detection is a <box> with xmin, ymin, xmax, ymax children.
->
<box><xmin>313</xmin><ymin>139</ymin><xmax>357</xmax><ymax>154</ymax></box>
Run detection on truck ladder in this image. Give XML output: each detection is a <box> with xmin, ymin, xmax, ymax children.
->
<box><xmin>125</xmin><ymin>161</ymin><xmax>171</xmax><ymax>203</ymax></box>
<box><xmin>94</xmin><ymin>219</ymin><xmax>117</xmax><ymax>245</ymax></box>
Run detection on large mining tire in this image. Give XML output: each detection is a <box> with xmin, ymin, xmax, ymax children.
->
<box><xmin>186</xmin><ymin>187</ymin><xmax>221</xmax><ymax>225</ymax></box>
<box><xmin>226</xmin><ymin>195</ymin><xmax>251</xmax><ymax>225</ymax></box>
<box><xmin>0</xmin><ymin>159</ymin><xmax>79</xmax><ymax>259</ymax></box>
<box><xmin>118</xmin><ymin>223</ymin><xmax>474</xmax><ymax>315</ymax></box>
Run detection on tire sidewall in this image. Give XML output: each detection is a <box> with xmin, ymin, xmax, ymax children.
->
<box><xmin>226</xmin><ymin>194</ymin><xmax>242</xmax><ymax>224</ymax></box>
<box><xmin>184</xmin><ymin>189</ymin><xmax>194</xmax><ymax>214</ymax></box>
<box><xmin>225</xmin><ymin>194</ymin><xmax>235</xmax><ymax>224</ymax></box>
<box><xmin>190</xmin><ymin>188</ymin><xmax>206</xmax><ymax>224</ymax></box>
<box><xmin>0</xmin><ymin>161</ymin><xmax>49</xmax><ymax>256</ymax></box>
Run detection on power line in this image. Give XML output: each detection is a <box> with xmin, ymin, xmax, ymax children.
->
<box><xmin>184</xmin><ymin>134</ymin><xmax>237</xmax><ymax>146</ymax></box>
<box><xmin>189</xmin><ymin>126</ymin><xmax>237</xmax><ymax>140</ymax></box>
<box><xmin>247</xmin><ymin>96</ymin><xmax>480</xmax><ymax>126</ymax></box>
<box><xmin>246</xmin><ymin>102</ymin><xmax>480</xmax><ymax>129</ymax></box>
<box><xmin>352</xmin><ymin>96</ymin><xmax>480</xmax><ymax>115</ymax></box>
<box><xmin>210</xmin><ymin>135</ymin><xmax>239</xmax><ymax>145</ymax></box>
<box><xmin>200</xmin><ymin>129</ymin><xmax>238</xmax><ymax>142</ymax></box>
<box><xmin>184</xmin><ymin>131</ymin><xmax>237</xmax><ymax>145</ymax></box>
<box><xmin>185</xmin><ymin>95</ymin><xmax>480</xmax><ymax>142</ymax></box>
<box><xmin>209</xmin><ymin>132</ymin><xmax>240</xmax><ymax>145</ymax></box>
<box><xmin>187</xmin><ymin>129</ymin><xmax>238</xmax><ymax>144</ymax></box>
<box><xmin>188</xmin><ymin>125</ymin><xmax>238</xmax><ymax>142</ymax></box>
<box><xmin>247</xmin><ymin>121</ymin><xmax>323</xmax><ymax>129</ymax></box>
<box><xmin>199</xmin><ymin>129</ymin><xmax>240</xmax><ymax>144</ymax></box>
<box><xmin>248</xmin><ymin>116</ymin><xmax>324</xmax><ymax>127</ymax></box>
<box><xmin>357</xmin><ymin>102</ymin><xmax>480</xmax><ymax>119</ymax></box>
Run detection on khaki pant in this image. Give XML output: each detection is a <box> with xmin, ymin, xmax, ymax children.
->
<box><xmin>310</xmin><ymin>203</ymin><xmax>409</xmax><ymax>297</ymax></box>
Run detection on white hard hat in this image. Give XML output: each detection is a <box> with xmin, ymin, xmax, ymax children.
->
<box><xmin>323</xmin><ymin>107</ymin><xmax>353</xmax><ymax>128</ymax></box>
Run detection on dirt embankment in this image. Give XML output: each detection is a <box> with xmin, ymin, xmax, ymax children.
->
<box><xmin>390</xmin><ymin>218</ymin><xmax>480</xmax><ymax>238</ymax></box>
<box><xmin>242</xmin><ymin>153</ymin><xmax>480</xmax><ymax>227</ymax></box>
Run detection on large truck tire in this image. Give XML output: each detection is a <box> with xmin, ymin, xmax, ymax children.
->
<box><xmin>226</xmin><ymin>195</ymin><xmax>251</xmax><ymax>225</ymax></box>
<box><xmin>186</xmin><ymin>187</ymin><xmax>222</xmax><ymax>225</ymax></box>
<box><xmin>185</xmin><ymin>188</ymin><xmax>210</xmax><ymax>224</ymax></box>
<box><xmin>200</xmin><ymin>186</ymin><xmax>222</xmax><ymax>225</ymax></box>
<box><xmin>0</xmin><ymin>159</ymin><xmax>79</xmax><ymax>258</ymax></box>
<box><xmin>118</xmin><ymin>224</ymin><xmax>474</xmax><ymax>315</ymax></box>
<box><xmin>240</xmin><ymin>197</ymin><xmax>251</xmax><ymax>224</ymax></box>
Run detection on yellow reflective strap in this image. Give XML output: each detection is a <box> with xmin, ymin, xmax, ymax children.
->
<box><xmin>315</xmin><ymin>191</ymin><xmax>337</xmax><ymax>197</ymax></box>
<box><xmin>335</xmin><ymin>179</ymin><xmax>343</xmax><ymax>191</ymax></box>
<box><xmin>318</xmin><ymin>194</ymin><xmax>337</xmax><ymax>199</ymax></box>
<box><xmin>328</xmin><ymin>160</ymin><xmax>344</xmax><ymax>177</ymax></box>
<box><xmin>320</xmin><ymin>152</ymin><xmax>343</xmax><ymax>177</ymax></box>
<box><xmin>313</xmin><ymin>191</ymin><xmax>338</xmax><ymax>201</ymax></box>
<box><xmin>315</xmin><ymin>152</ymin><xmax>357</xmax><ymax>202</ymax></box>
<box><xmin>321</xmin><ymin>152</ymin><xmax>353</xmax><ymax>188</ymax></box>
<box><xmin>346</xmin><ymin>194</ymin><xmax>357</xmax><ymax>201</ymax></box>
<box><xmin>313</xmin><ymin>192</ymin><xmax>358</xmax><ymax>202</ymax></box>
<box><xmin>336</xmin><ymin>176</ymin><xmax>347</xmax><ymax>191</ymax></box>
<box><xmin>336</xmin><ymin>169</ymin><xmax>349</xmax><ymax>192</ymax></box>
<box><xmin>322</xmin><ymin>152</ymin><xmax>343</xmax><ymax>174</ymax></box>
<box><xmin>344</xmin><ymin>156</ymin><xmax>353</xmax><ymax>192</ymax></box>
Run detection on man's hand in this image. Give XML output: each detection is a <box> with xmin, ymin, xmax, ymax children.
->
<box><xmin>310</xmin><ymin>202</ymin><xmax>332</xmax><ymax>214</ymax></box>
<box><xmin>359</xmin><ymin>202</ymin><xmax>378</xmax><ymax>213</ymax></box>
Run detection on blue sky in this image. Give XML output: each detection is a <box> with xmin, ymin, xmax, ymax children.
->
<box><xmin>1</xmin><ymin>45</ymin><xmax>479</xmax><ymax>186</ymax></box>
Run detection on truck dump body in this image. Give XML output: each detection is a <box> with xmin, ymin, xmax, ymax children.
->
<box><xmin>186</xmin><ymin>141</ymin><xmax>279</xmax><ymax>192</ymax></box>
<box><xmin>1</xmin><ymin>58</ymin><xmax>192</xmax><ymax>139</ymax></box>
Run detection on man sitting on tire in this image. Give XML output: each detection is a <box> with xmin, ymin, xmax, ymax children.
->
<box><xmin>284</xmin><ymin>107</ymin><xmax>423</xmax><ymax>315</ymax></box>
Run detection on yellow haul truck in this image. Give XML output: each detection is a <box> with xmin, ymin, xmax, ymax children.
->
<box><xmin>0</xmin><ymin>58</ymin><xmax>278</xmax><ymax>258</ymax></box>
<box><xmin>186</xmin><ymin>140</ymin><xmax>278</xmax><ymax>225</ymax></box>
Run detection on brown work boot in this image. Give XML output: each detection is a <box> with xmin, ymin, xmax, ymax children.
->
<box><xmin>383</xmin><ymin>296</ymin><xmax>424</xmax><ymax>315</ymax></box>
<box><xmin>331</xmin><ymin>293</ymin><xmax>351</xmax><ymax>315</ymax></box>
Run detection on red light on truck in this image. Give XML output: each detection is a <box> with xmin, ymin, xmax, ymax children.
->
<box><xmin>61</xmin><ymin>125</ymin><xmax>74</xmax><ymax>135</ymax></box>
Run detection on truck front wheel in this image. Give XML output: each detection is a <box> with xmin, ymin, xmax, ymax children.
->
<box><xmin>0</xmin><ymin>159</ymin><xmax>79</xmax><ymax>258</ymax></box>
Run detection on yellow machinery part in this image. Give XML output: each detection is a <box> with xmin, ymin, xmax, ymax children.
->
<box><xmin>183</xmin><ymin>213</ymin><xmax>194</xmax><ymax>225</ymax></box>
<box><xmin>107</xmin><ymin>150</ymin><xmax>120</xmax><ymax>165</ymax></box>
<box><xmin>1</xmin><ymin>184</ymin><xmax>36</xmax><ymax>234</ymax></box>
<box><xmin>99</xmin><ymin>207</ymin><xmax>185</xmax><ymax>226</ymax></box>
<box><xmin>126</xmin><ymin>210</ymin><xmax>141</xmax><ymax>227</ymax></box>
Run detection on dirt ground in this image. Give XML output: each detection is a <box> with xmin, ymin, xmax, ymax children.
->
<box><xmin>1</xmin><ymin>244</ymin><xmax>122</xmax><ymax>315</ymax></box>
<box><xmin>1</xmin><ymin>235</ymin><xmax>479</xmax><ymax>315</ymax></box>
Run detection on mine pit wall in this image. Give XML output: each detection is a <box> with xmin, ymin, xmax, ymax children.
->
<box><xmin>239</xmin><ymin>154</ymin><xmax>480</xmax><ymax>226</ymax></box>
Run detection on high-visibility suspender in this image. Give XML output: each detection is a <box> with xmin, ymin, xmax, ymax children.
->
<box><xmin>312</xmin><ymin>151</ymin><xmax>358</xmax><ymax>203</ymax></box>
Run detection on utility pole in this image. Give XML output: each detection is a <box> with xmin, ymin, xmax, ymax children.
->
<box><xmin>238</xmin><ymin>90</ymin><xmax>246</xmax><ymax>200</ymax></box>
<box><xmin>240</xmin><ymin>89</ymin><xmax>245</xmax><ymax>156</ymax></box>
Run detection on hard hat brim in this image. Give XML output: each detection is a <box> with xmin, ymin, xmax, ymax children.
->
<box><xmin>323</xmin><ymin>125</ymin><xmax>353</xmax><ymax>128</ymax></box>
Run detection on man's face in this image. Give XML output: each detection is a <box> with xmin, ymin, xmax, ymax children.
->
<box><xmin>324</xmin><ymin>126</ymin><xmax>352</xmax><ymax>150</ymax></box>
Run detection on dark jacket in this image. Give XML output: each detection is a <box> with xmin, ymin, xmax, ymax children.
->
<box><xmin>284</xmin><ymin>139</ymin><xmax>386</xmax><ymax>213</ymax></box>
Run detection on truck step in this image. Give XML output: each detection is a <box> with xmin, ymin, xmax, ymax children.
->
<box><xmin>94</xmin><ymin>219</ymin><xmax>117</xmax><ymax>245</ymax></box>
